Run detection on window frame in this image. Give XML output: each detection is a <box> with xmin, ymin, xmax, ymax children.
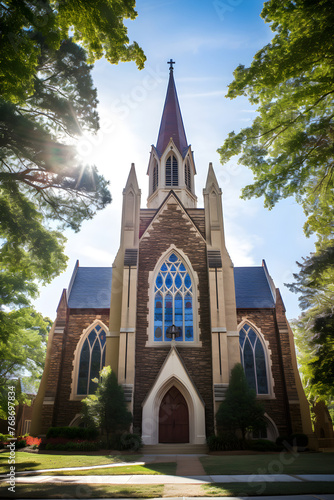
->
<box><xmin>238</xmin><ymin>320</ymin><xmax>275</xmax><ymax>399</ymax></box>
<box><xmin>70</xmin><ymin>320</ymin><xmax>110</xmax><ymax>400</ymax></box>
<box><xmin>146</xmin><ymin>246</ymin><xmax>201</xmax><ymax>347</ymax></box>
<box><xmin>165</xmin><ymin>154</ymin><xmax>179</xmax><ymax>187</ymax></box>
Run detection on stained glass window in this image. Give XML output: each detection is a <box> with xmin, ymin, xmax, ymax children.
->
<box><xmin>154</xmin><ymin>253</ymin><xmax>194</xmax><ymax>342</ymax></box>
<box><xmin>77</xmin><ymin>325</ymin><xmax>106</xmax><ymax>395</ymax></box>
<box><xmin>239</xmin><ymin>323</ymin><xmax>269</xmax><ymax>394</ymax></box>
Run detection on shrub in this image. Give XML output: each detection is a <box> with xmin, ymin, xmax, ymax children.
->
<box><xmin>247</xmin><ymin>439</ymin><xmax>281</xmax><ymax>452</ymax></box>
<box><xmin>276</xmin><ymin>433</ymin><xmax>308</xmax><ymax>449</ymax></box>
<box><xmin>207</xmin><ymin>432</ymin><xmax>242</xmax><ymax>451</ymax></box>
<box><xmin>45</xmin><ymin>440</ymin><xmax>100</xmax><ymax>451</ymax></box>
<box><xmin>46</xmin><ymin>426</ymin><xmax>98</xmax><ymax>440</ymax></box>
<box><xmin>25</xmin><ymin>436</ymin><xmax>42</xmax><ymax>447</ymax></box>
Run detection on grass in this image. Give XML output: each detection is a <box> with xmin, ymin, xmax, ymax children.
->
<box><xmin>200</xmin><ymin>452</ymin><xmax>334</xmax><ymax>475</ymax></box>
<box><xmin>0</xmin><ymin>452</ymin><xmax>140</xmax><ymax>474</ymax></box>
<box><xmin>203</xmin><ymin>481</ymin><xmax>334</xmax><ymax>497</ymax></box>
<box><xmin>1</xmin><ymin>482</ymin><xmax>333</xmax><ymax>498</ymax></box>
<box><xmin>44</xmin><ymin>462</ymin><xmax>177</xmax><ymax>476</ymax></box>
<box><xmin>0</xmin><ymin>483</ymin><xmax>164</xmax><ymax>498</ymax></box>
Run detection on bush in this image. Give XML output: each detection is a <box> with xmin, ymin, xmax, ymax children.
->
<box><xmin>15</xmin><ymin>439</ymin><xmax>27</xmax><ymax>449</ymax></box>
<box><xmin>207</xmin><ymin>432</ymin><xmax>242</xmax><ymax>451</ymax></box>
<box><xmin>246</xmin><ymin>439</ymin><xmax>281</xmax><ymax>452</ymax></box>
<box><xmin>276</xmin><ymin>433</ymin><xmax>308</xmax><ymax>449</ymax></box>
<box><xmin>45</xmin><ymin>440</ymin><xmax>100</xmax><ymax>452</ymax></box>
<box><xmin>46</xmin><ymin>426</ymin><xmax>99</xmax><ymax>440</ymax></box>
<box><xmin>0</xmin><ymin>433</ymin><xmax>12</xmax><ymax>446</ymax></box>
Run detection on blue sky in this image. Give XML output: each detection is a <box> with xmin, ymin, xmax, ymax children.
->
<box><xmin>34</xmin><ymin>0</ymin><xmax>316</xmax><ymax>321</ymax></box>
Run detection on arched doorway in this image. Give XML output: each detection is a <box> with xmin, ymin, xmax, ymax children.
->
<box><xmin>159</xmin><ymin>386</ymin><xmax>189</xmax><ymax>443</ymax></box>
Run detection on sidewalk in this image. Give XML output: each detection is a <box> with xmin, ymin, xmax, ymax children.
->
<box><xmin>1</xmin><ymin>453</ymin><xmax>334</xmax><ymax>486</ymax></box>
<box><xmin>8</xmin><ymin>473</ymin><xmax>334</xmax><ymax>485</ymax></box>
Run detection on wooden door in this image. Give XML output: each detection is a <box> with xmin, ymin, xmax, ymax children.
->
<box><xmin>159</xmin><ymin>386</ymin><xmax>189</xmax><ymax>443</ymax></box>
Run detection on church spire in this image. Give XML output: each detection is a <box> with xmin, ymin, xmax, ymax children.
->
<box><xmin>147</xmin><ymin>61</ymin><xmax>197</xmax><ymax>209</ymax></box>
<box><xmin>156</xmin><ymin>60</ymin><xmax>188</xmax><ymax>157</ymax></box>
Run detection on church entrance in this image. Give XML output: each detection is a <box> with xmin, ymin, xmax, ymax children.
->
<box><xmin>159</xmin><ymin>386</ymin><xmax>189</xmax><ymax>443</ymax></box>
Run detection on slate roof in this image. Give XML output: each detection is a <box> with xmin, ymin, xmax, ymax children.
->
<box><xmin>234</xmin><ymin>266</ymin><xmax>276</xmax><ymax>309</ymax></box>
<box><xmin>156</xmin><ymin>68</ymin><xmax>188</xmax><ymax>156</ymax></box>
<box><xmin>68</xmin><ymin>267</ymin><xmax>112</xmax><ymax>309</ymax></box>
<box><xmin>66</xmin><ymin>265</ymin><xmax>275</xmax><ymax>310</ymax></box>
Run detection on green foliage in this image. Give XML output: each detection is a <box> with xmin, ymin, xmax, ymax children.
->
<box><xmin>1</xmin><ymin>0</ymin><xmax>145</xmax><ymax>103</ymax></box>
<box><xmin>81</xmin><ymin>366</ymin><xmax>132</xmax><ymax>439</ymax></box>
<box><xmin>110</xmin><ymin>432</ymin><xmax>142</xmax><ymax>452</ymax></box>
<box><xmin>0</xmin><ymin>0</ymin><xmax>145</xmax><ymax>400</ymax></box>
<box><xmin>46</xmin><ymin>426</ymin><xmax>99</xmax><ymax>440</ymax></box>
<box><xmin>246</xmin><ymin>439</ymin><xmax>281</xmax><ymax>452</ymax></box>
<box><xmin>218</xmin><ymin>0</ymin><xmax>334</xmax><ymax>407</ymax></box>
<box><xmin>218</xmin><ymin>0</ymin><xmax>334</xmax><ymax>238</ymax></box>
<box><xmin>207</xmin><ymin>432</ymin><xmax>242</xmax><ymax>451</ymax></box>
<box><xmin>216</xmin><ymin>363</ymin><xmax>266</xmax><ymax>440</ymax></box>
<box><xmin>288</xmin><ymin>240</ymin><xmax>334</xmax><ymax>403</ymax></box>
<box><xmin>45</xmin><ymin>440</ymin><xmax>100</xmax><ymax>452</ymax></box>
<box><xmin>0</xmin><ymin>311</ymin><xmax>51</xmax><ymax>419</ymax></box>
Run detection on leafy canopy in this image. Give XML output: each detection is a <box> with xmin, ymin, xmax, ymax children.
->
<box><xmin>218</xmin><ymin>0</ymin><xmax>334</xmax><ymax>238</ymax></box>
<box><xmin>0</xmin><ymin>1</ymin><xmax>145</xmax><ymax>397</ymax></box>
<box><xmin>0</xmin><ymin>309</ymin><xmax>51</xmax><ymax>419</ymax></box>
<box><xmin>288</xmin><ymin>241</ymin><xmax>334</xmax><ymax>402</ymax></box>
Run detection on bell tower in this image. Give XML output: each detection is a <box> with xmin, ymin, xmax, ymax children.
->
<box><xmin>147</xmin><ymin>60</ymin><xmax>197</xmax><ymax>209</ymax></box>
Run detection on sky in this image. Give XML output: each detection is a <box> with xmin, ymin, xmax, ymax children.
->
<box><xmin>34</xmin><ymin>0</ymin><xmax>316</xmax><ymax>322</ymax></box>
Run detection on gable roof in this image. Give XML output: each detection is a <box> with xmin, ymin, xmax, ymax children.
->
<box><xmin>140</xmin><ymin>190</ymin><xmax>205</xmax><ymax>243</ymax></box>
<box><xmin>234</xmin><ymin>266</ymin><xmax>276</xmax><ymax>309</ymax></box>
<box><xmin>68</xmin><ymin>266</ymin><xmax>112</xmax><ymax>309</ymax></box>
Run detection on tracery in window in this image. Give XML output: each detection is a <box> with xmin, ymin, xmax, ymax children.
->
<box><xmin>165</xmin><ymin>154</ymin><xmax>178</xmax><ymax>187</ymax></box>
<box><xmin>185</xmin><ymin>160</ymin><xmax>191</xmax><ymax>190</ymax></box>
<box><xmin>153</xmin><ymin>160</ymin><xmax>159</xmax><ymax>192</ymax></box>
<box><xmin>239</xmin><ymin>323</ymin><xmax>268</xmax><ymax>394</ymax></box>
<box><xmin>154</xmin><ymin>253</ymin><xmax>193</xmax><ymax>342</ymax></box>
<box><xmin>77</xmin><ymin>325</ymin><xmax>106</xmax><ymax>395</ymax></box>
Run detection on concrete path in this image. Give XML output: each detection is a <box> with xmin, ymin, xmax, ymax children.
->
<box><xmin>5</xmin><ymin>473</ymin><xmax>334</xmax><ymax>485</ymax></box>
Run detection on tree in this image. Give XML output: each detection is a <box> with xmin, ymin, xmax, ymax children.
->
<box><xmin>218</xmin><ymin>0</ymin><xmax>334</xmax><ymax>404</ymax></box>
<box><xmin>0</xmin><ymin>0</ymin><xmax>145</xmax><ymax>400</ymax></box>
<box><xmin>0</xmin><ymin>309</ymin><xmax>51</xmax><ymax>419</ymax></box>
<box><xmin>216</xmin><ymin>363</ymin><xmax>266</xmax><ymax>442</ymax></box>
<box><xmin>288</xmin><ymin>242</ymin><xmax>334</xmax><ymax>403</ymax></box>
<box><xmin>218</xmin><ymin>0</ymin><xmax>334</xmax><ymax>238</ymax></box>
<box><xmin>81</xmin><ymin>367</ymin><xmax>132</xmax><ymax>441</ymax></box>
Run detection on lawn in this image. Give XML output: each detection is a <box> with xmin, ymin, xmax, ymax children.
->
<box><xmin>0</xmin><ymin>483</ymin><xmax>164</xmax><ymax>498</ymax></box>
<box><xmin>45</xmin><ymin>461</ymin><xmax>177</xmax><ymax>476</ymax></box>
<box><xmin>1</xmin><ymin>481</ymin><xmax>333</xmax><ymax>499</ymax></box>
<box><xmin>200</xmin><ymin>452</ymin><xmax>334</xmax><ymax>475</ymax></box>
<box><xmin>0</xmin><ymin>452</ymin><xmax>141</xmax><ymax>474</ymax></box>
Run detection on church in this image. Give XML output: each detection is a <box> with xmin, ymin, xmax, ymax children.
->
<box><xmin>31</xmin><ymin>62</ymin><xmax>315</xmax><ymax>449</ymax></box>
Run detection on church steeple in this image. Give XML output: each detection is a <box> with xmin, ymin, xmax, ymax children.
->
<box><xmin>156</xmin><ymin>60</ymin><xmax>189</xmax><ymax>157</ymax></box>
<box><xmin>147</xmin><ymin>61</ymin><xmax>197</xmax><ymax>209</ymax></box>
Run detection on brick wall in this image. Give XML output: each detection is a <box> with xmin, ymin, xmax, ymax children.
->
<box><xmin>52</xmin><ymin>309</ymin><xmax>110</xmax><ymax>428</ymax></box>
<box><xmin>237</xmin><ymin>308</ymin><xmax>292</xmax><ymax>436</ymax></box>
<box><xmin>134</xmin><ymin>202</ymin><xmax>214</xmax><ymax>437</ymax></box>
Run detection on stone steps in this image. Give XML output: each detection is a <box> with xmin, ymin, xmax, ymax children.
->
<box><xmin>142</xmin><ymin>443</ymin><xmax>208</xmax><ymax>454</ymax></box>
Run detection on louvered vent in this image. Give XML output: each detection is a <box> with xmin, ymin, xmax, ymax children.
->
<box><xmin>124</xmin><ymin>249</ymin><xmax>138</xmax><ymax>267</ymax></box>
<box><xmin>207</xmin><ymin>250</ymin><xmax>222</xmax><ymax>268</ymax></box>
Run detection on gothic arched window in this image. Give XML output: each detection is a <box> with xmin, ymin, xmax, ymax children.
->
<box><xmin>165</xmin><ymin>154</ymin><xmax>178</xmax><ymax>187</ymax></box>
<box><xmin>239</xmin><ymin>323</ymin><xmax>269</xmax><ymax>395</ymax></box>
<box><xmin>153</xmin><ymin>160</ymin><xmax>159</xmax><ymax>193</ymax></box>
<box><xmin>154</xmin><ymin>253</ymin><xmax>194</xmax><ymax>342</ymax></box>
<box><xmin>185</xmin><ymin>160</ymin><xmax>191</xmax><ymax>190</ymax></box>
<box><xmin>77</xmin><ymin>324</ymin><xmax>106</xmax><ymax>395</ymax></box>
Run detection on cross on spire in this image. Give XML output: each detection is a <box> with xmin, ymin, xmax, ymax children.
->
<box><xmin>167</xmin><ymin>59</ymin><xmax>175</xmax><ymax>71</ymax></box>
